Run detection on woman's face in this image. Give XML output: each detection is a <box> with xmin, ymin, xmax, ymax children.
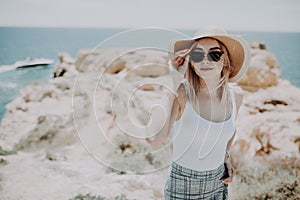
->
<box><xmin>190</xmin><ymin>38</ymin><xmax>224</xmax><ymax>79</ymax></box>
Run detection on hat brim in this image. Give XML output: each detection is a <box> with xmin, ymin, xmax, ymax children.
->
<box><xmin>169</xmin><ymin>34</ymin><xmax>250</xmax><ymax>82</ymax></box>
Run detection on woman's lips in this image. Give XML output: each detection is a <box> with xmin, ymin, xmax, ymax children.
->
<box><xmin>200</xmin><ymin>68</ymin><xmax>213</xmax><ymax>71</ymax></box>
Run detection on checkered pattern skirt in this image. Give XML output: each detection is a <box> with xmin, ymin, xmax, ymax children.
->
<box><xmin>164</xmin><ymin>162</ymin><xmax>228</xmax><ymax>200</ymax></box>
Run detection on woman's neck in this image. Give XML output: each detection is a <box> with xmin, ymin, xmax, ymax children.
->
<box><xmin>199</xmin><ymin>76</ymin><xmax>222</xmax><ymax>98</ymax></box>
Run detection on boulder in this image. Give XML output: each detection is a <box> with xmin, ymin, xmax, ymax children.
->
<box><xmin>238</xmin><ymin>48</ymin><xmax>280</xmax><ymax>92</ymax></box>
<box><xmin>53</xmin><ymin>53</ymin><xmax>78</xmax><ymax>78</ymax></box>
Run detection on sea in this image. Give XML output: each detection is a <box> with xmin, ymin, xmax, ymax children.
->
<box><xmin>0</xmin><ymin>27</ymin><xmax>299</xmax><ymax>122</ymax></box>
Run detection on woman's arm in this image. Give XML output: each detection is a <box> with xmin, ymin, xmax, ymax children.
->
<box><xmin>226</xmin><ymin>89</ymin><xmax>244</xmax><ymax>152</ymax></box>
<box><xmin>146</xmin><ymin>83</ymin><xmax>186</xmax><ymax>146</ymax></box>
<box><xmin>221</xmin><ymin>90</ymin><xmax>244</xmax><ymax>184</ymax></box>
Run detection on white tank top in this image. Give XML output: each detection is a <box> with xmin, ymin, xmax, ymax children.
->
<box><xmin>172</xmin><ymin>82</ymin><xmax>236</xmax><ymax>171</ymax></box>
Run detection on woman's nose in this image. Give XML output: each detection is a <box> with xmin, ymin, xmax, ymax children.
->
<box><xmin>202</xmin><ymin>56</ymin><xmax>210</xmax><ymax>64</ymax></box>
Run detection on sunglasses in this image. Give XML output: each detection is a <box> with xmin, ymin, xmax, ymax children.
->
<box><xmin>189</xmin><ymin>48</ymin><xmax>224</xmax><ymax>63</ymax></box>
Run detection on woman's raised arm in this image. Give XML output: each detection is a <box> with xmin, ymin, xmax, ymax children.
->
<box><xmin>146</xmin><ymin>83</ymin><xmax>186</xmax><ymax>146</ymax></box>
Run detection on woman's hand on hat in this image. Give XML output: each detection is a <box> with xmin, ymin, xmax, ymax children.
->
<box><xmin>171</xmin><ymin>49</ymin><xmax>190</xmax><ymax>70</ymax></box>
<box><xmin>171</xmin><ymin>42</ymin><xmax>198</xmax><ymax>70</ymax></box>
<box><xmin>171</xmin><ymin>56</ymin><xmax>185</xmax><ymax>70</ymax></box>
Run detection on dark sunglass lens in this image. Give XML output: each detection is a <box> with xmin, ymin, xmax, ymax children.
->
<box><xmin>208</xmin><ymin>51</ymin><xmax>223</xmax><ymax>62</ymax></box>
<box><xmin>190</xmin><ymin>51</ymin><xmax>205</xmax><ymax>63</ymax></box>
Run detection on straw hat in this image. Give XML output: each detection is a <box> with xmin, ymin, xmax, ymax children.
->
<box><xmin>169</xmin><ymin>27</ymin><xmax>250</xmax><ymax>82</ymax></box>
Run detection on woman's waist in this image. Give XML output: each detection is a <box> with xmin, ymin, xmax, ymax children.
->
<box><xmin>172</xmin><ymin>144</ymin><xmax>227</xmax><ymax>171</ymax></box>
<box><xmin>170</xmin><ymin>161</ymin><xmax>225</xmax><ymax>179</ymax></box>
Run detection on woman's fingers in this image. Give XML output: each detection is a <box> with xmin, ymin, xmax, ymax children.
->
<box><xmin>176</xmin><ymin>43</ymin><xmax>197</xmax><ymax>57</ymax></box>
<box><xmin>171</xmin><ymin>43</ymin><xmax>197</xmax><ymax>70</ymax></box>
<box><xmin>221</xmin><ymin>163</ymin><xmax>234</xmax><ymax>184</ymax></box>
<box><xmin>175</xmin><ymin>56</ymin><xmax>184</xmax><ymax>65</ymax></box>
<box><xmin>171</xmin><ymin>56</ymin><xmax>185</xmax><ymax>69</ymax></box>
<box><xmin>176</xmin><ymin>49</ymin><xmax>190</xmax><ymax>57</ymax></box>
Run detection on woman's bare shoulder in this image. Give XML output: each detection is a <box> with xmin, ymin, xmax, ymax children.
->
<box><xmin>229</xmin><ymin>84</ymin><xmax>244</xmax><ymax>109</ymax></box>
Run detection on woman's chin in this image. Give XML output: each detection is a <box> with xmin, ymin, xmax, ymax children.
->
<box><xmin>196</xmin><ymin>70</ymin><xmax>220</xmax><ymax>79</ymax></box>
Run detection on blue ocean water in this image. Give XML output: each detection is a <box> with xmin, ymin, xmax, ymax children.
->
<box><xmin>0</xmin><ymin>27</ymin><xmax>299</xmax><ymax>122</ymax></box>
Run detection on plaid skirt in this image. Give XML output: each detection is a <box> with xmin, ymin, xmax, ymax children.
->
<box><xmin>164</xmin><ymin>162</ymin><xmax>228</xmax><ymax>200</ymax></box>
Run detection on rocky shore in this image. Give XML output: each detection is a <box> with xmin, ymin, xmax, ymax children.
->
<box><xmin>0</xmin><ymin>42</ymin><xmax>299</xmax><ymax>199</ymax></box>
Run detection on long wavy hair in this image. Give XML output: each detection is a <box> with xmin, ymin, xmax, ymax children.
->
<box><xmin>185</xmin><ymin>37</ymin><xmax>232</xmax><ymax>106</ymax></box>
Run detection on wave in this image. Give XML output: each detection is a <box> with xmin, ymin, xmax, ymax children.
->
<box><xmin>0</xmin><ymin>82</ymin><xmax>17</xmax><ymax>89</ymax></box>
<box><xmin>0</xmin><ymin>64</ymin><xmax>17</xmax><ymax>73</ymax></box>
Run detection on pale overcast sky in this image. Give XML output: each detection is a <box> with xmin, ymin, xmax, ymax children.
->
<box><xmin>0</xmin><ymin>0</ymin><xmax>299</xmax><ymax>32</ymax></box>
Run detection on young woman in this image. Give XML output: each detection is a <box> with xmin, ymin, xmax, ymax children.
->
<box><xmin>146</xmin><ymin>28</ymin><xmax>250</xmax><ymax>199</ymax></box>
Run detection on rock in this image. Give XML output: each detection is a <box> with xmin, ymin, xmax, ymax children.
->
<box><xmin>74</xmin><ymin>49</ymin><xmax>128</xmax><ymax>73</ymax></box>
<box><xmin>248</xmin><ymin>40</ymin><xmax>267</xmax><ymax>50</ymax></box>
<box><xmin>54</xmin><ymin>53</ymin><xmax>78</xmax><ymax>78</ymax></box>
<box><xmin>104</xmin><ymin>59</ymin><xmax>126</xmax><ymax>74</ymax></box>
<box><xmin>20</xmin><ymin>83</ymin><xmax>60</xmax><ymax>102</ymax></box>
<box><xmin>15</xmin><ymin>114</ymin><xmax>63</xmax><ymax>150</ymax></box>
<box><xmin>53</xmin><ymin>63</ymin><xmax>78</xmax><ymax>78</ymax></box>
<box><xmin>58</xmin><ymin>52</ymin><xmax>75</xmax><ymax>64</ymax></box>
<box><xmin>0</xmin><ymin>146</ymin><xmax>17</xmax><ymax>155</ymax></box>
<box><xmin>7</xmin><ymin>97</ymin><xmax>28</xmax><ymax>112</ymax></box>
<box><xmin>0</xmin><ymin>45</ymin><xmax>299</xmax><ymax>200</ymax></box>
<box><xmin>235</xmin><ymin>79</ymin><xmax>300</xmax><ymax>160</ymax></box>
<box><xmin>251</xmin><ymin>127</ymin><xmax>280</xmax><ymax>156</ymax></box>
<box><xmin>74</xmin><ymin>48</ymin><xmax>169</xmax><ymax>77</ymax></box>
<box><xmin>140</xmin><ymin>85</ymin><xmax>155</xmax><ymax>91</ymax></box>
<box><xmin>294</xmin><ymin>137</ymin><xmax>300</xmax><ymax>153</ymax></box>
<box><xmin>238</xmin><ymin>48</ymin><xmax>280</xmax><ymax>91</ymax></box>
<box><xmin>49</xmin><ymin>77</ymin><xmax>73</xmax><ymax>91</ymax></box>
<box><xmin>133</xmin><ymin>63</ymin><xmax>169</xmax><ymax>77</ymax></box>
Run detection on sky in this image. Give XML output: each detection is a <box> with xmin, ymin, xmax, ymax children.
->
<box><xmin>0</xmin><ymin>0</ymin><xmax>299</xmax><ymax>32</ymax></box>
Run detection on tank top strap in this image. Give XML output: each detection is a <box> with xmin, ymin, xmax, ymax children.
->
<box><xmin>229</xmin><ymin>87</ymin><xmax>237</xmax><ymax>118</ymax></box>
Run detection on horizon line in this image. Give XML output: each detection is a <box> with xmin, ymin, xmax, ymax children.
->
<box><xmin>0</xmin><ymin>25</ymin><xmax>299</xmax><ymax>34</ymax></box>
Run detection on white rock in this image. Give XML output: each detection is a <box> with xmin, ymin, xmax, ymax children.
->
<box><xmin>0</xmin><ymin>46</ymin><xmax>299</xmax><ymax>200</ymax></box>
<box><xmin>238</xmin><ymin>49</ymin><xmax>280</xmax><ymax>91</ymax></box>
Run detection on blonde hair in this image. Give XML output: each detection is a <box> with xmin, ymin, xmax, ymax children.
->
<box><xmin>185</xmin><ymin>37</ymin><xmax>232</xmax><ymax>106</ymax></box>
